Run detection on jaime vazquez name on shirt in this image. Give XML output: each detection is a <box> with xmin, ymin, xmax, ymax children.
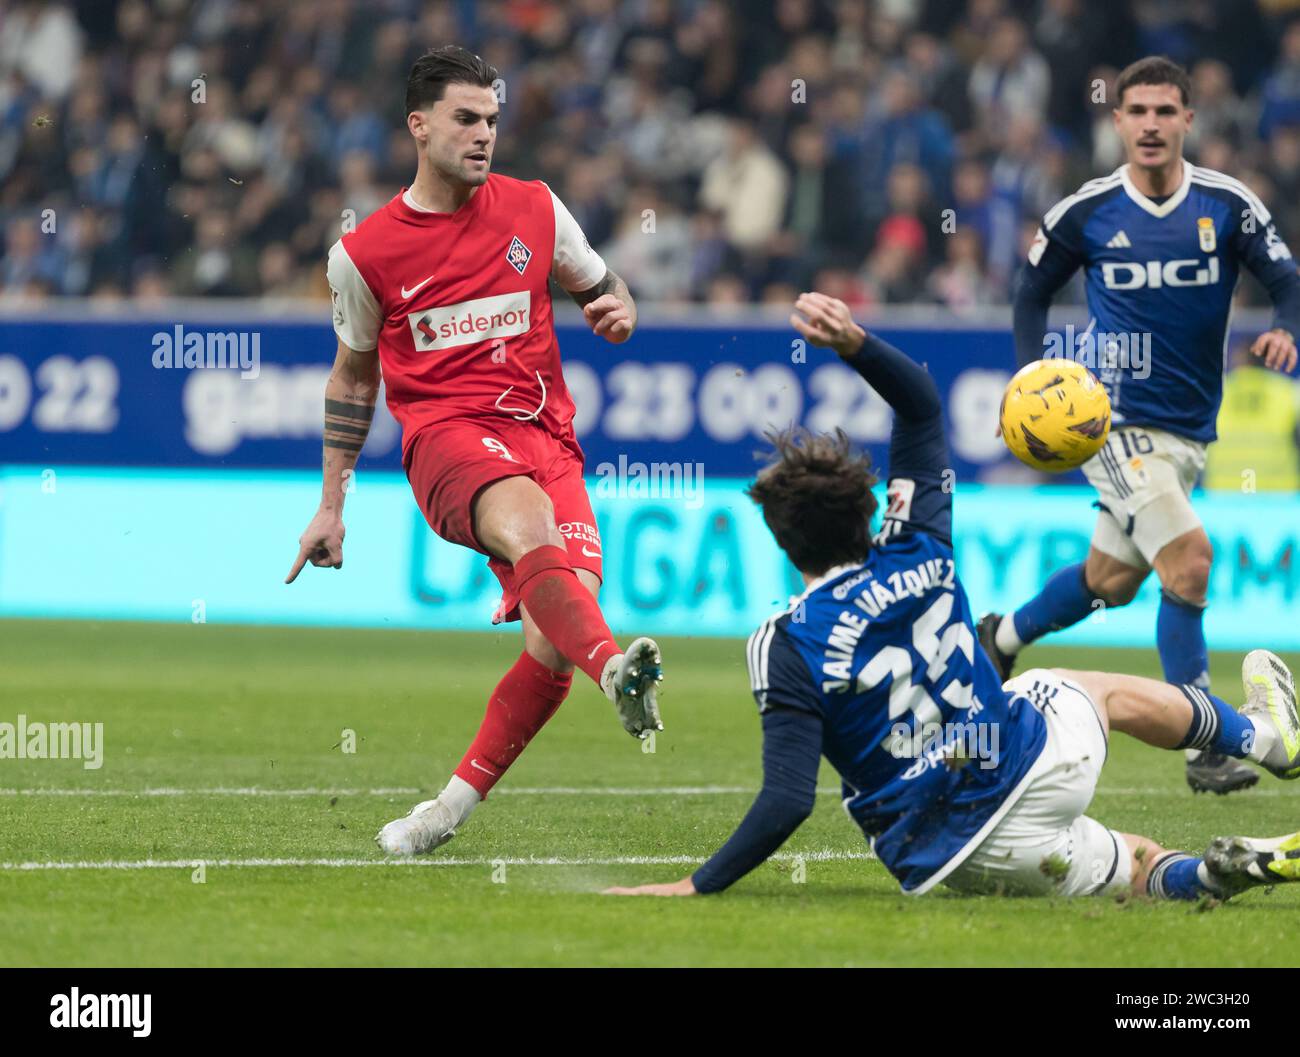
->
<box><xmin>819</xmin><ymin>556</ymin><xmax>957</xmax><ymax>692</ymax></box>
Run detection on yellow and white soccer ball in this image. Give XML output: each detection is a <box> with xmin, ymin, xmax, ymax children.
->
<box><xmin>999</xmin><ymin>359</ymin><xmax>1111</xmax><ymax>473</ymax></box>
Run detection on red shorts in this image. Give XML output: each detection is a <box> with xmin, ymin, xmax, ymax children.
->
<box><xmin>405</xmin><ymin>419</ymin><xmax>602</xmax><ymax>624</ymax></box>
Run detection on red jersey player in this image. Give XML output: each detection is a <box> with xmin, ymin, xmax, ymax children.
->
<box><xmin>286</xmin><ymin>46</ymin><xmax>663</xmax><ymax>856</ymax></box>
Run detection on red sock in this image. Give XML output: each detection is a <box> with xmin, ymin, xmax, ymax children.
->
<box><xmin>454</xmin><ymin>651</ymin><xmax>573</xmax><ymax>798</ymax></box>
<box><xmin>513</xmin><ymin>545</ymin><xmax>620</xmax><ymax>684</ymax></box>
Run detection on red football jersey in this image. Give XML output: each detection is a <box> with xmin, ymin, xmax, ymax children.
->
<box><xmin>326</xmin><ymin>174</ymin><xmax>606</xmax><ymax>463</ymax></box>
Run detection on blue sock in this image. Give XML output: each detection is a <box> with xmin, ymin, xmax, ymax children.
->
<box><xmin>1157</xmin><ymin>589</ymin><xmax>1209</xmax><ymax>688</ymax></box>
<box><xmin>1147</xmin><ymin>852</ymin><xmax>1214</xmax><ymax>900</ymax></box>
<box><xmin>1011</xmin><ymin>563</ymin><xmax>1098</xmax><ymax>645</ymax></box>
<box><xmin>1175</xmin><ymin>685</ymin><xmax>1255</xmax><ymax>758</ymax></box>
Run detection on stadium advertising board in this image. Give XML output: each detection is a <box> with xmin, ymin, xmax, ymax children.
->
<box><xmin>0</xmin><ymin>312</ymin><xmax>1030</xmax><ymax>481</ymax></box>
<box><xmin>1</xmin><ymin>467</ymin><xmax>1293</xmax><ymax>649</ymax></box>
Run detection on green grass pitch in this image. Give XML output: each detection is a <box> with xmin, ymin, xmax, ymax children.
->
<box><xmin>1</xmin><ymin>619</ymin><xmax>1297</xmax><ymax>967</ymax></box>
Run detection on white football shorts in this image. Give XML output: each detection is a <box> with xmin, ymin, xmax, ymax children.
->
<box><xmin>1081</xmin><ymin>425</ymin><xmax>1207</xmax><ymax>569</ymax></box>
<box><xmin>942</xmin><ymin>669</ymin><xmax>1132</xmax><ymax>898</ymax></box>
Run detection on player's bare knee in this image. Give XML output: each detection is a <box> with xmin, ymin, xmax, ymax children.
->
<box><xmin>1086</xmin><ymin>569</ymin><xmax>1142</xmax><ymax>608</ymax></box>
<box><xmin>475</xmin><ymin>479</ymin><xmax>564</xmax><ymax>560</ymax></box>
<box><xmin>513</xmin><ymin>514</ymin><xmax>565</xmax><ymax>557</ymax></box>
<box><xmin>1154</xmin><ymin>531</ymin><xmax>1212</xmax><ymax>605</ymax></box>
<box><xmin>519</xmin><ymin>496</ymin><xmax>564</xmax><ymax>551</ymax></box>
<box><xmin>1160</xmin><ymin>556</ymin><xmax>1211</xmax><ymax>607</ymax></box>
<box><xmin>1083</xmin><ymin>550</ymin><xmax>1145</xmax><ymax>608</ymax></box>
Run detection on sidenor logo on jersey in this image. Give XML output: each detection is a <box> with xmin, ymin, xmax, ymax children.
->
<box><xmin>408</xmin><ymin>291</ymin><xmax>531</xmax><ymax>352</ymax></box>
<box><xmin>1101</xmin><ymin>257</ymin><xmax>1220</xmax><ymax>290</ymax></box>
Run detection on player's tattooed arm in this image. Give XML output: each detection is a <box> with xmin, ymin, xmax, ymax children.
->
<box><xmin>322</xmin><ymin>341</ymin><xmax>381</xmax><ymax>457</ymax></box>
<box><xmin>570</xmin><ymin>268</ymin><xmax>636</xmax><ymax>343</ymax></box>
<box><xmin>286</xmin><ymin>341</ymin><xmax>380</xmax><ymax>583</ymax></box>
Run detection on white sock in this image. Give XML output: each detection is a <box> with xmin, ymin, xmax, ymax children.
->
<box><xmin>1195</xmin><ymin>860</ymin><xmax>1224</xmax><ymax>896</ymax></box>
<box><xmin>440</xmin><ymin>775</ymin><xmax>482</xmax><ymax>827</ymax></box>
<box><xmin>1244</xmin><ymin>715</ymin><xmax>1276</xmax><ymax>764</ymax></box>
<box><xmin>994</xmin><ymin>613</ymin><xmax>1024</xmax><ymax>656</ymax></box>
<box><xmin>599</xmin><ymin>652</ymin><xmax>623</xmax><ymax>701</ymax></box>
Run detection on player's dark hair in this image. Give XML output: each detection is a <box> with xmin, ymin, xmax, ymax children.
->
<box><xmin>405</xmin><ymin>45</ymin><xmax>498</xmax><ymax>114</ymax></box>
<box><xmin>747</xmin><ymin>427</ymin><xmax>879</xmax><ymax>577</ymax></box>
<box><xmin>1115</xmin><ymin>55</ymin><xmax>1191</xmax><ymax>107</ymax></box>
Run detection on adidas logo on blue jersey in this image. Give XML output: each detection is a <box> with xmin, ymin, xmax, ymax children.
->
<box><xmin>1106</xmin><ymin>231</ymin><xmax>1131</xmax><ymax>248</ymax></box>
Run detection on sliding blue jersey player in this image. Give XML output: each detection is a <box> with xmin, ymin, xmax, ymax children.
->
<box><xmin>977</xmin><ymin>56</ymin><xmax>1300</xmax><ymax>796</ymax></box>
<box><xmin>607</xmin><ymin>291</ymin><xmax>1300</xmax><ymax>902</ymax></box>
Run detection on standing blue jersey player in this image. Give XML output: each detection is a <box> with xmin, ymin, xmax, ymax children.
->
<box><xmin>606</xmin><ymin>292</ymin><xmax>1300</xmax><ymax>902</ymax></box>
<box><xmin>977</xmin><ymin>57</ymin><xmax>1300</xmax><ymax>796</ymax></box>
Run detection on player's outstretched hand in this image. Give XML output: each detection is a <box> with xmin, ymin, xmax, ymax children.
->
<box><xmin>1250</xmin><ymin>328</ymin><xmax>1298</xmax><ymax>373</ymax></box>
<box><xmin>583</xmin><ymin>293</ymin><xmax>634</xmax><ymax>343</ymax></box>
<box><xmin>285</xmin><ymin>508</ymin><xmax>345</xmax><ymax>583</ymax></box>
<box><xmin>602</xmin><ymin>876</ymin><xmax>697</xmax><ymax>897</ymax></box>
<box><xmin>791</xmin><ymin>291</ymin><xmax>866</xmax><ymax>360</ymax></box>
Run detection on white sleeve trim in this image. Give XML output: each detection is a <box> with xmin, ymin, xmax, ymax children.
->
<box><xmin>547</xmin><ymin>185</ymin><xmax>607</xmax><ymax>293</ymax></box>
<box><xmin>326</xmin><ymin>239</ymin><xmax>381</xmax><ymax>352</ymax></box>
<box><xmin>1042</xmin><ymin>172</ymin><xmax>1122</xmax><ymax>232</ymax></box>
<box><xmin>1192</xmin><ymin>166</ymin><xmax>1272</xmax><ymax>226</ymax></box>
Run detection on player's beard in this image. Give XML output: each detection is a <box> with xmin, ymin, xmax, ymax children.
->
<box><xmin>431</xmin><ymin>147</ymin><xmax>490</xmax><ymax>188</ymax></box>
<box><xmin>461</xmin><ymin>161</ymin><xmax>490</xmax><ymax>186</ymax></box>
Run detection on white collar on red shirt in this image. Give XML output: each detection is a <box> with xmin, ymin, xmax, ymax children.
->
<box><xmin>403</xmin><ymin>188</ymin><xmax>437</xmax><ymax>213</ymax></box>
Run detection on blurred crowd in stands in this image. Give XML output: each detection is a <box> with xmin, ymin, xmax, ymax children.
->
<box><xmin>3</xmin><ymin>0</ymin><xmax>1300</xmax><ymax>310</ymax></box>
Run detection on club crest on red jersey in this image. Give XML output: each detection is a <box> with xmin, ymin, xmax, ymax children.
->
<box><xmin>506</xmin><ymin>235</ymin><xmax>532</xmax><ymax>275</ymax></box>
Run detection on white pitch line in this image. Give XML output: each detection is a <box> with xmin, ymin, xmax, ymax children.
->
<box><xmin>0</xmin><ymin>850</ymin><xmax>875</xmax><ymax>872</ymax></box>
<box><xmin>0</xmin><ymin>787</ymin><xmax>424</xmax><ymax>798</ymax></box>
<box><xmin>498</xmin><ymin>786</ymin><xmax>778</xmax><ymax>795</ymax></box>
<box><xmin>0</xmin><ymin>785</ymin><xmax>1290</xmax><ymax>798</ymax></box>
<box><xmin>0</xmin><ymin>785</ymin><xmax>815</xmax><ymax>798</ymax></box>
<box><xmin>1096</xmin><ymin>787</ymin><xmax>1288</xmax><ymax>797</ymax></box>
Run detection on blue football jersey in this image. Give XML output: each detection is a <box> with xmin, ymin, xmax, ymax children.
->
<box><xmin>745</xmin><ymin>472</ymin><xmax>1048</xmax><ymax>895</ymax></box>
<box><xmin>1027</xmin><ymin>162</ymin><xmax>1296</xmax><ymax>442</ymax></box>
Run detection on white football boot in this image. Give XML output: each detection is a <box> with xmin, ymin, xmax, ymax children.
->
<box><xmin>600</xmin><ymin>636</ymin><xmax>664</xmax><ymax>739</ymax></box>
<box><xmin>1240</xmin><ymin>649</ymin><xmax>1300</xmax><ymax>779</ymax></box>
<box><xmin>375</xmin><ymin>797</ymin><xmax>459</xmax><ymax>856</ymax></box>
